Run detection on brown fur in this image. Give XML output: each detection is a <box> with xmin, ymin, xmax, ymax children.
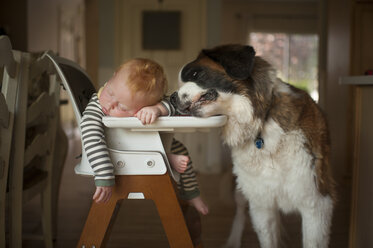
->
<box><xmin>182</xmin><ymin>52</ymin><xmax>336</xmax><ymax>199</ymax></box>
<box><xmin>173</xmin><ymin>44</ymin><xmax>336</xmax><ymax>247</ymax></box>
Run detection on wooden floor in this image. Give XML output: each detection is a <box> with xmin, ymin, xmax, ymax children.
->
<box><xmin>20</xmin><ymin>129</ymin><xmax>352</xmax><ymax>248</ymax></box>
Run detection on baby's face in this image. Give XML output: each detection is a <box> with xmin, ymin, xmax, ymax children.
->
<box><xmin>99</xmin><ymin>73</ymin><xmax>151</xmax><ymax>117</ymax></box>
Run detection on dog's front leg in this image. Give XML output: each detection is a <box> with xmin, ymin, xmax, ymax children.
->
<box><xmin>224</xmin><ymin>189</ymin><xmax>247</xmax><ymax>248</ymax></box>
<box><xmin>249</xmin><ymin>204</ymin><xmax>281</xmax><ymax>248</ymax></box>
<box><xmin>300</xmin><ymin>196</ymin><xmax>333</xmax><ymax>248</ymax></box>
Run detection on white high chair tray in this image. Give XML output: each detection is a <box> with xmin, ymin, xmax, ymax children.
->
<box><xmin>102</xmin><ymin>115</ymin><xmax>227</xmax><ymax>132</ymax></box>
<box><xmin>75</xmin><ymin>115</ymin><xmax>227</xmax><ymax>177</ymax></box>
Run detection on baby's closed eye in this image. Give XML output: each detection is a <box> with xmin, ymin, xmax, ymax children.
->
<box><xmin>118</xmin><ymin>103</ymin><xmax>127</xmax><ymax>111</ymax></box>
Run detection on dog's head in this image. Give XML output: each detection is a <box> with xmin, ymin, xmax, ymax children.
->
<box><xmin>171</xmin><ymin>44</ymin><xmax>273</xmax><ymax>118</ymax></box>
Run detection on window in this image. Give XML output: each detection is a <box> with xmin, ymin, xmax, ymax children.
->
<box><xmin>249</xmin><ymin>32</ymin><xmax>319</xmax><ymax>101</ymax></box>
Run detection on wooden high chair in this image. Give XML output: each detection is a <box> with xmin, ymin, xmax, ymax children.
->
<box><xmin>44</xmin><ymin>51</ymin><xmax>227</xmax><ymax>248</ymax></box>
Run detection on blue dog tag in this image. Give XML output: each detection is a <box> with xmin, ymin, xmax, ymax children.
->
<box><xmin>255</xmin><ymin>137</ymin><xmax>264</xmax><ymax>149</ymax></box>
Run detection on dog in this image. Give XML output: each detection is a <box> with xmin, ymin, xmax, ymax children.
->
<box><xmin>170</xmin><ymin>44</ymin><xmax>336</xmax><ymax>248</ymax></box>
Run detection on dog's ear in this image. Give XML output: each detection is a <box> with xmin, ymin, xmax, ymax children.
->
<box><xmin>202</xmin><ymin>45</ymin><xmax>256</xmax><ymax>80</ymax></box>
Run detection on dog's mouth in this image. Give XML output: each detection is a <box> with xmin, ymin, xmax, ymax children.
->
<box><xmin>171</xmin><ymin>89</ymin><xmax>219</xmax><ymax>116</ymax></box>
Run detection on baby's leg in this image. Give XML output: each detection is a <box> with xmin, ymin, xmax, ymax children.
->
<box><xmin>167</xmin><ymin>153</ymin><xmax>189</xmax><ymax>173</ymax></box>
<box><xmin>171</xmin><ymin>139</ymin><xmax>209</xmax><ymax>215</ymax></box>
<box><xmin>188</xmin><ymin>196</ymin><xmax>209</xmax><ymax>215</ymax></box>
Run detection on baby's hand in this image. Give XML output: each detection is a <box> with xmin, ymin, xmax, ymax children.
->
<box><xmin>135</xmin><ymin>106</ymin><xmax>162</xmax><ymax>124</ymax></box>
<box><xmin>93</xmin><ymin>186</ymin><xmax>113</xmax><ymax>203</ymax></box>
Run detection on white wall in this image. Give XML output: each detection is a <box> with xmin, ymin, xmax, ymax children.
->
<box><xmin>27</xmin><ymin>0</ymin><xmax>86</xmax><ymax>126</ymax></box>
<box><xmin>27</xmin><ymin>0</ymin><xmax>59</xmax><ymax>52</ymax></box>
<box><xmin>97</xmin><ymin>0</ymin><xmax>223</xmax><ymax>86</ymax></box>
<box><xmin>98</xmin><ymin>0</ymin><xmax>115</xmax><ymax>87</ymax></box>
<box><xmin>221</xmin><ymin>0</ymin><xmax>318</xmax><ymax>44</ymax></box>
<box><xmin>325</xmin><ymin>0</ymin><xmax>352</xmax><ymax>182</ymax></box>
<box><xmin>28</xmin><ymin>0</ymin><xmax>86</xmax><ymax>66</ymax></box>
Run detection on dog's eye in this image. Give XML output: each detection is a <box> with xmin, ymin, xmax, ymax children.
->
<box><xmin>192</xmin><ymin>71</ymin><xmax>198</xmax><ymax>78</ymax></box>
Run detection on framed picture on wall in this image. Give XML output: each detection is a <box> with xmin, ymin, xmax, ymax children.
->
<box><xmin>142</xmin><ymin>11</ymin><xmax>181</xmax><ymax>50</ymax></box>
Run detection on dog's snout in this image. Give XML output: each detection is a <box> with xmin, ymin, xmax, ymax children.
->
<box><xmin>170</xmin><ymin>92</ymin><xmax>178</xmax><ymax>106</ymax></box>
<box><xmin>170</xmin><ymin>91</ymin><xmax>193</xmax><ymax>115</ymax></box>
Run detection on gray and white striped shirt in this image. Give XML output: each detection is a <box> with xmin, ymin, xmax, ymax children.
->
<box><xmin>80</xmin><ymin>93</ymin><xmax>175</xmax><ymax>186</ymax></box>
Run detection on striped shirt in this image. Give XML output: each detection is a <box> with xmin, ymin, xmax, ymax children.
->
<box><xmin>81</xmin><ymin>92</ymin><xmax>200</xmax><ymax>200</ymax></box>
<box><xmin>80</xmin><ymin>93</ymin><xmax>176</xmax><ymax>186</ymax></box>
<box><xmin>81</xmin><ymin>93</ymin><xmax>114</xmax><ymax>186</ymax></box>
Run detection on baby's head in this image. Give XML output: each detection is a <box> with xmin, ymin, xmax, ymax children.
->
<box><xmin>99</xmin><ymin>58</ymin><xmax>167</xmax><ymax>117</ymax></box>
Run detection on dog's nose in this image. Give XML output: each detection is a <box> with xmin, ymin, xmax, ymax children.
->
<box><xmin>170</xmin><ymin>92</ymin><xmax>178</xmax><ymax>106</ymax></box>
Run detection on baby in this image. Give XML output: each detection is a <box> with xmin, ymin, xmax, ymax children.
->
<box><xmin>80</xmin><ymin>58</ymin><xmax>208</xmax><ymax>215</ymax></box>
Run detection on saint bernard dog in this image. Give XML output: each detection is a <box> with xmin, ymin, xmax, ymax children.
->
<box><xmin>170</xmin><ymin>44</ymin><xmax>336</xmax><ymax>248</ymax></box>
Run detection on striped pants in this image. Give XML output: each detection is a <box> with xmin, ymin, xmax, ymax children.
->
<box><xmin>170</xmin><ymin>138</ymin><xmax>200</xmax><ymax>200</ymax></box>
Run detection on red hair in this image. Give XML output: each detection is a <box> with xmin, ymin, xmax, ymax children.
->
<box><xmin>115</xmin><ymin>58</ymin><xmax>167</xmax><ymax>103</ymax></box>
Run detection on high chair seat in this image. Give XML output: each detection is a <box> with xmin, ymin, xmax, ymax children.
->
<box><xmin>74</xmin><ymin>116</ymin><xmax>227</xmax><ymax>180</ymax></box>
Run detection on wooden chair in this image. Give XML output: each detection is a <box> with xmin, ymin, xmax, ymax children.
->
<box><xmin>44</xmin><ymin>51</ymin><xmax>227</xmax><ymax>248</ymax></box>
<box><xmin>5</xmin><ymin>42</ymin><xmax>66</xmax><ymax>247</ymax></box>
<box><xmin>0</xmin><ymin>35</ymin><xmax>18</xmax><ymax>248</ymax></box>
<box><xmin>51</xmin><ymin>120</ymin><xmax>68</xmax><ymax>241</ymax></box>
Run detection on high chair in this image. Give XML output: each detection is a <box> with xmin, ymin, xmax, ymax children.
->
<box><xmin>44</xmin><ymin>51</ymin><xmax>227</xmax><ymax>248</ymax></box>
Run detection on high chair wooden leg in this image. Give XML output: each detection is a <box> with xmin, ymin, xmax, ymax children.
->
<box><xmin>77</xmin><ymin>191</ymin><xmax>120</xmax><ymax>248</ymax></box>
<box><xmin>77</xmin><ymin>173</ymin><xmax>194</xmax><ymax>248</ymax></box>
<box><xmin>143</xmin><ymin>174</ymin><xmax>194</xmax><ymax>248</ymax></box>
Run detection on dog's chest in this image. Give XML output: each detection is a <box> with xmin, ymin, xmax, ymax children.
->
<box><xmin>230</xmin><ymin>125</ymin><xmax>315</xmax><ymax>212</ymax></box>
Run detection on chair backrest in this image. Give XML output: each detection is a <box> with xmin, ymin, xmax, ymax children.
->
<box><xmin>42</xmin><ymin>52</ymin><xmax>96</xmax><ymax>124</ymax></box>
<box><xmin>25</xmin><ymin>53</ymin><xmax>60</xmax><ymax>165</ymax></box>
<box><xmin>42</xmin><ymin>52</ymin><xmax>96</xmax><ymax>176</ymax></box>
<box><xmin>3</xmin><ymin>41</ymin><xmax>63</xmax><ymax>247</ymax></box>
<box><xmin>0</xmin><ymin>35</ymin><xmax>18</xmax><ymax>248</ymax></box>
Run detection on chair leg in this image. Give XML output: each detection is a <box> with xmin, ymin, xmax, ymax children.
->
<box><xmin>145</xmin><ymin>175</ymin><xmax>194</xmax><ymax>248</ymax></box>
<box><xmin>0</xmin><ymin>193</ymin><xmax>5</xmax><ymax>248</ymax></box>
<box><xmin>77</xmin><ymin>174</ymin><xmax>194</xmax><ymax>248</ymax></box>
<box><xmin>41</xmin><ymin>184</ymin><xmax>54</xmax><ymax>248</ymax></box>
<box><xmin>77</xmin><ymin>194</ymin><xmax>120</xmax><ymax>248</ymax></box>
<box><xmin>9</xmin><ymin>184</ymin><xmax>23</xmax><ymax>248</ymax></box>
<box><xmin>51</xmin><ymin>126</ymin><xmax>68</xmax><ymax>241</ymax></box>
<box><xmin>116</xmin><ymin>174</ymin><xmax>194</xmax><ymax>247</ymax></box>
<box><xmin>180</xmin><ymin>202</ymin><xmax>202</xmax><ymax>247</ymax></box>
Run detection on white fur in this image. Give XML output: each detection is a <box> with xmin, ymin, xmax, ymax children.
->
<box><xmin>176</xmin><ymin>81</ymin><xmax>333</xmax><ymax>248</ymax></box>
<box><xmin>178</xmin><ymin>82</ymin><xmax>204</xmax><ymax>102</ymax></box>
<box><xmin>219</xmin><ymin>94</ymin><xmax>262</xmax><ymax>147</ymax></box>
<box><xmin>225</xmin><ymin>190</ymin><xmax>247</xmax><ymax>248</ymax></box>
<box><xmin>225</xmin><ymin>116</ymin><xmax>333</xmax><ymax>248</ymax></box>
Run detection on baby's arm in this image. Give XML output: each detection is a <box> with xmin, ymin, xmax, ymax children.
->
<box><xmin>80</xmin><ymin>94</ymin><xmax>115</xmax><ymax>203</ymax></box>
<box><xmin>135</xmin><ymin>102</ymin><xmax>169</xmax><ymax>124</ymax></box>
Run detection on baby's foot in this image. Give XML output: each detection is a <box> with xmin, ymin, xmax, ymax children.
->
<box><xmin>189</xmin><ymin>196</ymin><xmax>209</xmax><ymax>215</ymax></box>
<box><xmin>167</xmin><ymin>154</ymin><xmax>189</xmax><ymax>173</ymax></box>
